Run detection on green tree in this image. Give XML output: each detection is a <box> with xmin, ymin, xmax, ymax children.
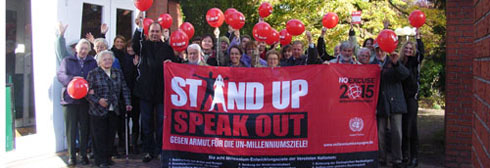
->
<box><xmin>180</xmin><ymin>0</ymin><xmax>446</xmax><ymax>105</ymax></box>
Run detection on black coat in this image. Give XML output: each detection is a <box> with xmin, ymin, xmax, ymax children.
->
<box><xmin>132</xmin><ymin>30</ymin><xmax>178</xmax><ymax>103</ymax></box>
<box><xmin>372</xmin><ymin>57</ymin><xmax>410</xmax><ymax>117</ymax></box>
<box><xmin>402</xmin><ymin>39</ymin><xmax>424</xmax><ymax>99</ymax></box>
<box><xmin>111</xmin><ymin>47</ymin><xmax>135</xmax><ymax>90</ymax></box>
<box><xmin>284</xmin><ymin>45</ymin><xmax>321</xmax><ymax>66</ymax></box>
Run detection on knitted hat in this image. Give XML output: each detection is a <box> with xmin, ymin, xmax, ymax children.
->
<box><xmin>219</xmin><ymin>36</ymin><xmax>230</xmax><ymax>44</ymax></box>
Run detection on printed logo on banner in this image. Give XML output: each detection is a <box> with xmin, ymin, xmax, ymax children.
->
<box><xmin>349</xmin><ymin>117</ymin><xmax>364</xmax><ymax>132</ymax></box>
<box><xmin>338</xmin><ymin>77</ymin><xmax>376</xmax><ymax>103</ymax></box>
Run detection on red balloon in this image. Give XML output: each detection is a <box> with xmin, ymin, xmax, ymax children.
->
<box><xmin>279</xmin><ymin>29</ymin><xmax>292</xmax><ymax>45</ymax></box>
<box><xmin>179</xmin><ymin>22</ymin><xmax>195</xmax><ymax>39</ymax></box>
<box><xmin>143</xmin><ymin>18</ymin><xmax>154</xmax><ymax>36</ymax></box>
<box><xmin>409</xmin><ymin>10</ymin><xmax>426</xmax><ymax>28</ymax></box>
<box><xmin>258</xmin><ymin>2</ymin><xmax>273</xmax><ymax>18</ymax></box>
<box><xmin>224</xmin><ymin>8</ymin><xmax>238</xmax><ymax>25</ymax></box>
<box><xmin>286</xmin><ymin>19</ymin><xmax>305</xmax><ymax>36</ymax></box>
<box><xmin>225</xmin><ymin>8</ymin><xmax>238</xmax><ymax>18</ymax></box>
<box><xmin>377</xmin><ymin>29</ymin><xmax>398</xmax><ymax>53</ymax></box>
<box><xmin>227</xmin><ymin>12</ymin><xmax>246</xmax><ymax>30</ymax></box>
<box><xmin>252</xmin><ymin>22</ymin><xmax>272</xmax><ymax>42</ymax></box>
<box><xmin>170</xmin><ymin>29</ymin><xmax>189</xmax><ymax>52</ymax></box>
<box><xmin>266</xmin><ymin>29</ymin><xmax>279</xmax><ymax>45</ymax></box>
<box><xmin>67</xmin><ymin>77</ymin><xmax>88</xmax><ymax>99</ymax></box>
<box><xmin>322</xmin><ymin>12</ymin><xmax>339</xmax><ymax>29</ymax></box>
<box><xmin>134</xmin><ymin>0</ymin><xmax>153</xmax><ymax>11</ymax></box>
<box><xmin>206</xmin><ymin>8</ymin><xmax>225</xmax><ymax>28</ymax></box>
<box><xmin>158</xmin><ymin>14</ymin><xmax>173</xmax><ymax>29</ymax></box>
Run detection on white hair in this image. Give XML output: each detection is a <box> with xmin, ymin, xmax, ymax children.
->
<box><xmin>358</xmin><ymin>47</ymin><xmax>371</xmax><ymax>57</ymax></box>
<box><xmin>187</xmin><ymin>44</ymin><xmax>203</xmax><ymax>64</ymax></box>
<box><xmin>96</xmin><ymin>50</ymin><xmax>115</xmax><ymax>66</ymax></box>
<box><xmin>339</xmin><ymin>41</ymin><xmax>354</xmax><ymax>51</ymax></box>
<box><xmin>187</xmin><ymin>44</ymin><xmax>202</xmax><ymax>54</ymax></box>
<box><xmin>93</xmin><ymin>38</ymin><xmax>109</xmax><ymax>48</ymax></box>
<box><xmin>75</xmin><ymin>38</ymin><xmax>92</xmax><ymax>52</ymax></box>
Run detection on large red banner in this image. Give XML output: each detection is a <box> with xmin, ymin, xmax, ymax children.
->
<box><xmin>163</xmin><ymin>62</ymin><xmax>381</xmax><ymax>167</ymax></box>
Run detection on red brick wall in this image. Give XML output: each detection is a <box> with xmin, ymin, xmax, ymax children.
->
<box><xmin>145</xmin><ymin>0</ymin><xmax>181</xmax><ymax>31</ymax></box>
<box><xmin>472</xmin><ymin>0</ymin><xmax>490</xmax><ymax>167</ymax></box>
<box><xmin>447</xmin><ymin>0</ymin><xmax>490</xmax><ymax>167</ymax></box>
<box><xmin>446</xmin><ymin>0</ymin><xmax>475</xmax><ymax>167</ymax></box>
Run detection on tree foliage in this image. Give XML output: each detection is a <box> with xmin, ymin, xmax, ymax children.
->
<box><xmin>180</xmin><ymin>0</ymin><xmax>446</xmax><ymax>102</ymax></box>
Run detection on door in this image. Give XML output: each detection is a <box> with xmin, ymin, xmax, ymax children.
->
<box><xmin>62</xmin><ymin>0</ymin><xmax>136</xmax><ymax>48</ymax></box>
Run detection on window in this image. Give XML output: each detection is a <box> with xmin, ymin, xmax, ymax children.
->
<box><xmin>116</xmin><ymin>9</ymin><xmax>133</xmax><ymax>40</ymax></box>
<box><xmin>81</xmin><ymin>3</ymin><xmax>103</xmax><ymax>39</ymax></box>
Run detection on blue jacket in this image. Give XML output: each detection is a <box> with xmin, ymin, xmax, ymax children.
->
<box><xmin>57</xmin><ymin>54</ymin><xmax>98</xmax><ymax>105</ymax></box>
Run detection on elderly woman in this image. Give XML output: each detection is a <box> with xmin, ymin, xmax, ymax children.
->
<box><xmin>357</xmin><ymin>48</ymin><xmax>371</xmax><ymax>64</ymax></box>
<box><xmin>228</xmin><ymin>45</ymin><xmax>245</xmax><ymax>67</ymax></box>
<box><xmin>57</xmin><ymin>38</ymin><xmax>98</xmax><ymax>166</ymax></box>
<box><xmin>93</xmin><ymin>38</ymin><xmax>121</xmax><ymax>69</ymax></box>
<box><xmin>186</xmin><ymin>44</ymin><xmax>207</xmax><ymax>66</ymax></box>
<box><xmin>400</xmin><ymin>29</ymin><xmax>424</xmax><ymax>167</ymax></box>
<box><xmin>266</xmin><ymin>50</ymin><xmax>281</xmax><ymax>67</ymax></box>
<box><xmin>86</xmin><ymin>50</ymin><xmax>132</xmax><ymax>167</ymax></box>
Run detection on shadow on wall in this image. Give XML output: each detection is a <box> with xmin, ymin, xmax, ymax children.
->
<box><xmin>50</xmin><ymin>76</ymin><xmax>66</xmax><ymax>152</ymax></box>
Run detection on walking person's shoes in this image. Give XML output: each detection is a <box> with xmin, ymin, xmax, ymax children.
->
<box><xmin>81</xmin><ymin>156</ymin><xmax>90</xmax><ymax>165</ymax></box>
<box><xmin>142</xmin><ymin>153</ymin><xmax>153</xmax><ymax>163</ymax></box>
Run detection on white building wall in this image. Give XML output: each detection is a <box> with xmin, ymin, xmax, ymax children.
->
<box><xmin>4</xmin><ymin>0</ymin><xmax>137</xmax><ymax>163</ymax></box>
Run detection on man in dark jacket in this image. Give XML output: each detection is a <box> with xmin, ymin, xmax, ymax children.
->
<box><xmin>371</xmin><ymin>44</ymin><xmax>409</xmax><ymax>168</ymax></box>
<box><xmin>284</xmin><ymin>31</ymin><xmax>320</xmax><ymax>66</ymax></box>
<box><xmin>132</xmin><ymin>13</ymin><xmax>178</xmax><ymax>163</ymax></box>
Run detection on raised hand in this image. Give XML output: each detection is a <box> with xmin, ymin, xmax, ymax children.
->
<box><xmin>101</xmin><ymin>23</ymin><xmax>109</xmax><ymax>35</ymax></box>
<box><xmin>305</xmin><ymin>31</ymin><xmax>312</xmax><ymax>44</ymax></box>
<box><xmin>135</xmin><ymin>12</ymin><xmax>144</xmax><ymax>28</ymax></box>
<box><xmin>85</xmin><ymin>32</ymin><xmax>95</xmax><ymax>43</ymax></box>
<box><xmin>58</xmin><ymin>22</ymin><xmax>68</xmax><ymax>36</ymax></box>
<box><xmin>390</xmin><ymin>52</ymin><xmax>400</xmax><ymax>64</ymax></box>
<box><xmin>214</xmin><ymin>28</ymin><xmax>220</xmax><ymax>38</ymax></box>
<box><xmin>234</xmin><ymin>29</ymin><xmax>240</xmax><ymax>39</ymax></box>
<box><xmin>383</xmin><ymin>19</ymin><xmax>390</xmax><ymax>29</ymax></box>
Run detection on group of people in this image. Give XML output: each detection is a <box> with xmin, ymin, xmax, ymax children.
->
<box><xmin>56</xmin><ymin>12</ymin><xmax>424</xmax><ymax>168</ymax></box>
